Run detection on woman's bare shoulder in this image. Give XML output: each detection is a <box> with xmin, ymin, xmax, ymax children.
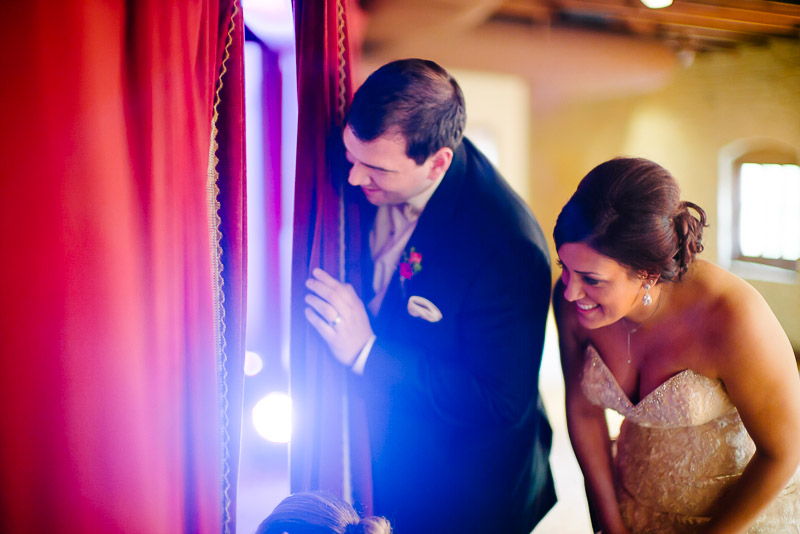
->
<box><xmin>680</xmin><ymin>260</ymin><xmax>792</xmax><ymax>370</ymax></box>
<box><xmin>686</xmin><ymin>260</ymin><xmax>773</xmax><ymax>322</ymax></box>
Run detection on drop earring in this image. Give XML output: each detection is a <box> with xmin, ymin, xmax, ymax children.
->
<box><xmin>642</xmin><ymin>281</ymin><xmax>653</xmax><ymax>307</ymax></box>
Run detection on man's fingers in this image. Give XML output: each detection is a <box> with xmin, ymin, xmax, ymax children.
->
<box><xmin>306</xmin><ymin>273</ymin><xmax>347</xmax><ymax>297</ymax></box>
<box><xmin>345</xmin><ymin>283</ymin><xmax>359</xmax><ymax>299</ymax></box>
<box><xmin>305</xmin><ymin>294</ymin><xmax>338</xmax><ymax>323</ymax></box>
<box><xmin>305</xmin><ymin>268</ymin><xmax>373</xmax><ymax>369</ymax></box>
<box><xmin>313</xmin><ymin>269</ymin><xmax>357</xmax><ymax>298</ymax></box>
<box><xmin>311</xmin><ymin>267</ymin><xmax>338</xmax><ymax>285</ymax></box>
<box><xmin>306</xmin><ymin>274</ymin><xmax>356</xmax><ymax>313</ymax></box>
<box><xmin>305</xmin><ymin>277</ymin><xmax>333</xmax><ymax>298</ymax></box>
<box><xmin>304</xmin><ymin>307</ymin><xmax>334</xmax><ymax>339</ymax></box>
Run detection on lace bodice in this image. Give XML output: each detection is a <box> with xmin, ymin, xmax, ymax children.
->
<box><xmin>579</xmin><ymin>345</ymin><xmax>800</xmax><ymax>533</ymax></box>
<box><xmin>580</xmin><ymin>345</ymin><xmax>735</xmax><ymax>428</ymax></box>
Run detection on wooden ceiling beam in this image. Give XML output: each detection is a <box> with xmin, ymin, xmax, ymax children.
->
<box><xmin>619</xmin><ymin>11</ymin><xmax>798</xmax><ymax>38</ymax></box>
<box><xmin>682</xmin><ymin>0</ymin><xmax>800</xmax><ymax>19</ymax></box>
<box><xmin>668</xmin><ymin>1</ymin><xmax>800</xmax><ymax>27</ymax></box>
<box><xmin>492</xmin><ymin>1</ymin><xmax>555</xmax><ymax>23</ymax></box>
<box><xmin>497</xmin><ymin>0</ymin><xmax>800</xmax><ymax>33</ymax></box>
<box><xmin>655</xmin><ymin>23</ymin><xmax>771</xmax><ymax>42</ymax></box>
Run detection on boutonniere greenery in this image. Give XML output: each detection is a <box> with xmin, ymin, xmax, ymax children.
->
<box><xmin>399</xmin><ymin>247</ymin><xmax>422</xmax><ymax>285</ymax></box>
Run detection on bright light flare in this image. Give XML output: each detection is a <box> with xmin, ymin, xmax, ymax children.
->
<box><xmin>252</xmin><ymin>392</ymin><xmax>292</xmax><ymax>443</ymax></box>
<box><xmin>244</xmin><ymin>351</ymin><xmax>264</xmax><ymax>377</ymax></box>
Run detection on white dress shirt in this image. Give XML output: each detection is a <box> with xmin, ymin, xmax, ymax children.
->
<box><xmin>351</xmin><ymin>175</ymin><xmax>444</xmax><ymax>374</ymax></box>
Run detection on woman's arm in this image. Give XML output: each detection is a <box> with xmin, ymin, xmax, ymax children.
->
<box><xmin>702</xmin><ymin>279</ymin><xmax>800</xmax><ymax>533</ymax></box>
<box><xmin>553</xmin><ymin>280</ymin><xmax>630</xmax><ymax>534</ymax></box>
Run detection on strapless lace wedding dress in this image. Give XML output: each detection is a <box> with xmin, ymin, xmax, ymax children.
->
<box><xmin>581</xmin><ymin>345</ymin><xmax>800</xmax><ymax>533</ymax></box>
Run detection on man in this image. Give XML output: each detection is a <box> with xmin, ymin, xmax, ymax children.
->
<box><xmin>304</xmin><ymin>59</ymin><xmax>556</xmax><ymax>534</ymax></box>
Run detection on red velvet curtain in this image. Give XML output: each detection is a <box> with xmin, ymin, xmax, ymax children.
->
<box><xmin>290</xmin><ymin>0</ymin><xmax>370</xmax><ymax>509</ymax></box>
<box><xmin>0</xmin><ymin>2</ymin><xmax>245</xmax><ymax>532</ymax></box>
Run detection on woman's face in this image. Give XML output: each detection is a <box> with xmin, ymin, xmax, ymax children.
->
<box><xmin>557</xmin><ymin>242</ymin><xmax>649</xmax><ymax>330</ymax></box>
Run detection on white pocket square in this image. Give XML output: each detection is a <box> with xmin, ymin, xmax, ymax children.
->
<box><xmin>407</xmin><ymin>295</ymin><xmax>443</xmax><ymax>323</ymax></box>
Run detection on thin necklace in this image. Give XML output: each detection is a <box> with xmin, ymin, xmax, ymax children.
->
<box><xmin>626</xmin><ymin>286</ymin><xmax>663</xmax><ymax>364</ymax></box>
<box><xmin>626</xmin><ymin>328</ymin><xmax>634</xmax><ymax>365</ymax></box>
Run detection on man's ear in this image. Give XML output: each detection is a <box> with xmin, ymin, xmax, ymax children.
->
<box><xmin>427</xmin><ymin>147</ymin><xmax>454</xmax><ymax>181</ymax></box>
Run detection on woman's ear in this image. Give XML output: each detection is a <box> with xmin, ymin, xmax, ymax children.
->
<box><xmin>642</xmin><ymin>274</ymin><xmax>660</xmax><ymax>286</ymax></box>
<box><xmin>427</xmin><ymin>147</ymin><xmax>453</xmax><ymax>181</ymax></box>
<box><xmin>636</xmin><ymin>269</ymin><xmax>657</xmax><ymax>281</ymax></box>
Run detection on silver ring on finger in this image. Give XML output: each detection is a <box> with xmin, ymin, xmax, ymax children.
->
<box><xmin>330</xmin><ymin>314</ymin><xmax>342</xmax><ymax>327</ymax></box>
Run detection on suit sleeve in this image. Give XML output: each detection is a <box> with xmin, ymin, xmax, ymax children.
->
<box><xmin>359</xmin><ymin>237</ymin><xmax>552</xmax><ymax>429</ymax></box>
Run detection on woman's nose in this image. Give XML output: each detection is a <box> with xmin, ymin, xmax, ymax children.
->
<box><xmin>562</xmin><ymin>274</ymin><xmax>583</xmax><ymax>302</ymax></box>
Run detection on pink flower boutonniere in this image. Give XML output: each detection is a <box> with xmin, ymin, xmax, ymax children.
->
<box><xmin>399</xmin><ymin>247</ymin><xmax>422</xmax><ymax>285</ymax></box>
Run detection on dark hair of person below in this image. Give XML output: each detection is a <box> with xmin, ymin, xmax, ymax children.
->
<box><xmin>255</xmin><ymin>491</ymin><xmax>392</xmax><ymax>534</ymax></box>
<box><xmin>553</xmin><ymin>157</ymin><xmax>708</xmax><ymax>282</ymax></box>
<box><xmin>345</xmin><ymin>58</ymin><xmax>466</xmax><ymax>165</ymax></box>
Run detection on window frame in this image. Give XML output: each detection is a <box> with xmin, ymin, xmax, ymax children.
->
<box><xmin>731</xmin><ymin>149</ymin><xmax>799</xmax><ymax>271</ymax></box>
<box><xmin>718</xmin><ymin>138</ymin><xmax>799</xmax><ymax>284</ymax></box>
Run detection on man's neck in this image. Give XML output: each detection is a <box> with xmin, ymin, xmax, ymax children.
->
<box><xmin>403</xmin><ymin>174</ymin><xmax>445</xmax><ymax>220</ymax></box>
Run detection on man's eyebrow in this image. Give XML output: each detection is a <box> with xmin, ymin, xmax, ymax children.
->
<box><xmin>345</xmin><ymin>151</ymin><xmax>398</xmax><ymax>173</ymax></box>
<box><xmin>362</xmin><ymin>162</ymin><xmax>398</xmax><ymax>173</ymax></box>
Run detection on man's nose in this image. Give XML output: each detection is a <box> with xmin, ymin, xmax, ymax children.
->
<box><xmin>348</xmin><ymin>163</ymin><xmax>368</xmax><ymax>186</ymax></box>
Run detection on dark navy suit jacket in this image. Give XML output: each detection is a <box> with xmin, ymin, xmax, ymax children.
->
<box><xmin>353</xmin><ymin>138</ymin><xmax>556</xmax><ymax>534</ymax></box>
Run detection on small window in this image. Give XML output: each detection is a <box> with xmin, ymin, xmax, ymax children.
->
<box><xmin>734</xmin><ymin>157</ymin><xmax>800</xmax><ymax>271</ymax></box>
<box><xmin>719</xmin><ymin>142</ymin><xmax>800</xmax><ymax>283</ymax></box>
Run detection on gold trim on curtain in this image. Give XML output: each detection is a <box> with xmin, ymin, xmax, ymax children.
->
<box><xmin>206</xmin><ymin>1</ymin><xmax>240</xmax><ymax>532</ymax></box>
<box><xmin>335</xmin><ymin>0</ymin><xmax>352</xmax><ymax>503</ymax></box>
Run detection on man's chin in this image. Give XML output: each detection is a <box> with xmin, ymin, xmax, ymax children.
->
<box><xmin>361</xmin><ymin>188</ymin><xmax>387</xmax><ymax>205</ymax></box>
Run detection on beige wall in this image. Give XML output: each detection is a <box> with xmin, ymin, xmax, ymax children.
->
<box><xmin>452</xmin><ymin>68</ymin><xmax>531</xmax><ymax>201</ymax></box>
<box><xmin>527</xmin><ymin>40</ymin><xmax>800</xmax><ymax>349</ymax></box>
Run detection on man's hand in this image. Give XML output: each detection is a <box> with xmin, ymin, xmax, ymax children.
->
<box><xmin>304</xmin><ymin>268</ymin><xmax>374</xmax><ymax>367</ymax></box>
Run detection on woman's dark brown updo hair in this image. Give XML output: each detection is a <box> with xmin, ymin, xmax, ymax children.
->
<box><xmin>256</xmin><ymin>491</ymin><xmax>392</xmax><ymax>534</ymax></box>
<box><xmin>553</xmin><ymin>157</ymin><xmax>707</xmax><ymax>282</ymax></box>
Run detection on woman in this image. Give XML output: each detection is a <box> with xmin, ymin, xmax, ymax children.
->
<box><xmin>256</xmin><ymin>491</ymin><xmax>392</xmax><ymax>534</ymax></box>
<box><xmin>553</xmin><ymin>157</ymin><xmax>800</xmax><ymax>533</ymax></box>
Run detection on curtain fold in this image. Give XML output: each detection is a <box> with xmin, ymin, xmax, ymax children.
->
<box><xmin>290</xmin><ymin>0</ymin><xmax>370</xmax><ymax>509</ymax></box>
<box><xmin>0</xmin><ymin>2</ymin><xmax>245</xmax><ymax>532</ymax></box>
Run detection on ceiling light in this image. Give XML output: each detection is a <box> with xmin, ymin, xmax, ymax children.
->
<box><xmin>641</xmin><ymin>0</ymin><xmax>673</xmax><ymax>8</ymax></box>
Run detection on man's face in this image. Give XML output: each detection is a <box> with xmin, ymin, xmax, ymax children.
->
<box><xmin>343</xmin><ymin>125</ymin><xmax>437</xmax><ymax>206</ymax></box>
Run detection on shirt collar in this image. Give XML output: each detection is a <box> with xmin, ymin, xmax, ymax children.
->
<box><xmin>403</xmin><ymin>174</ymin><xmax>445</xmax><ymax>221</ymax></box>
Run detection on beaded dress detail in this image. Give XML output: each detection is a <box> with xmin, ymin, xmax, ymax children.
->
<box><xmin>581</xmin><ymin>345</ymin><xmax>800</xmax><ymax>533</ymax></box>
